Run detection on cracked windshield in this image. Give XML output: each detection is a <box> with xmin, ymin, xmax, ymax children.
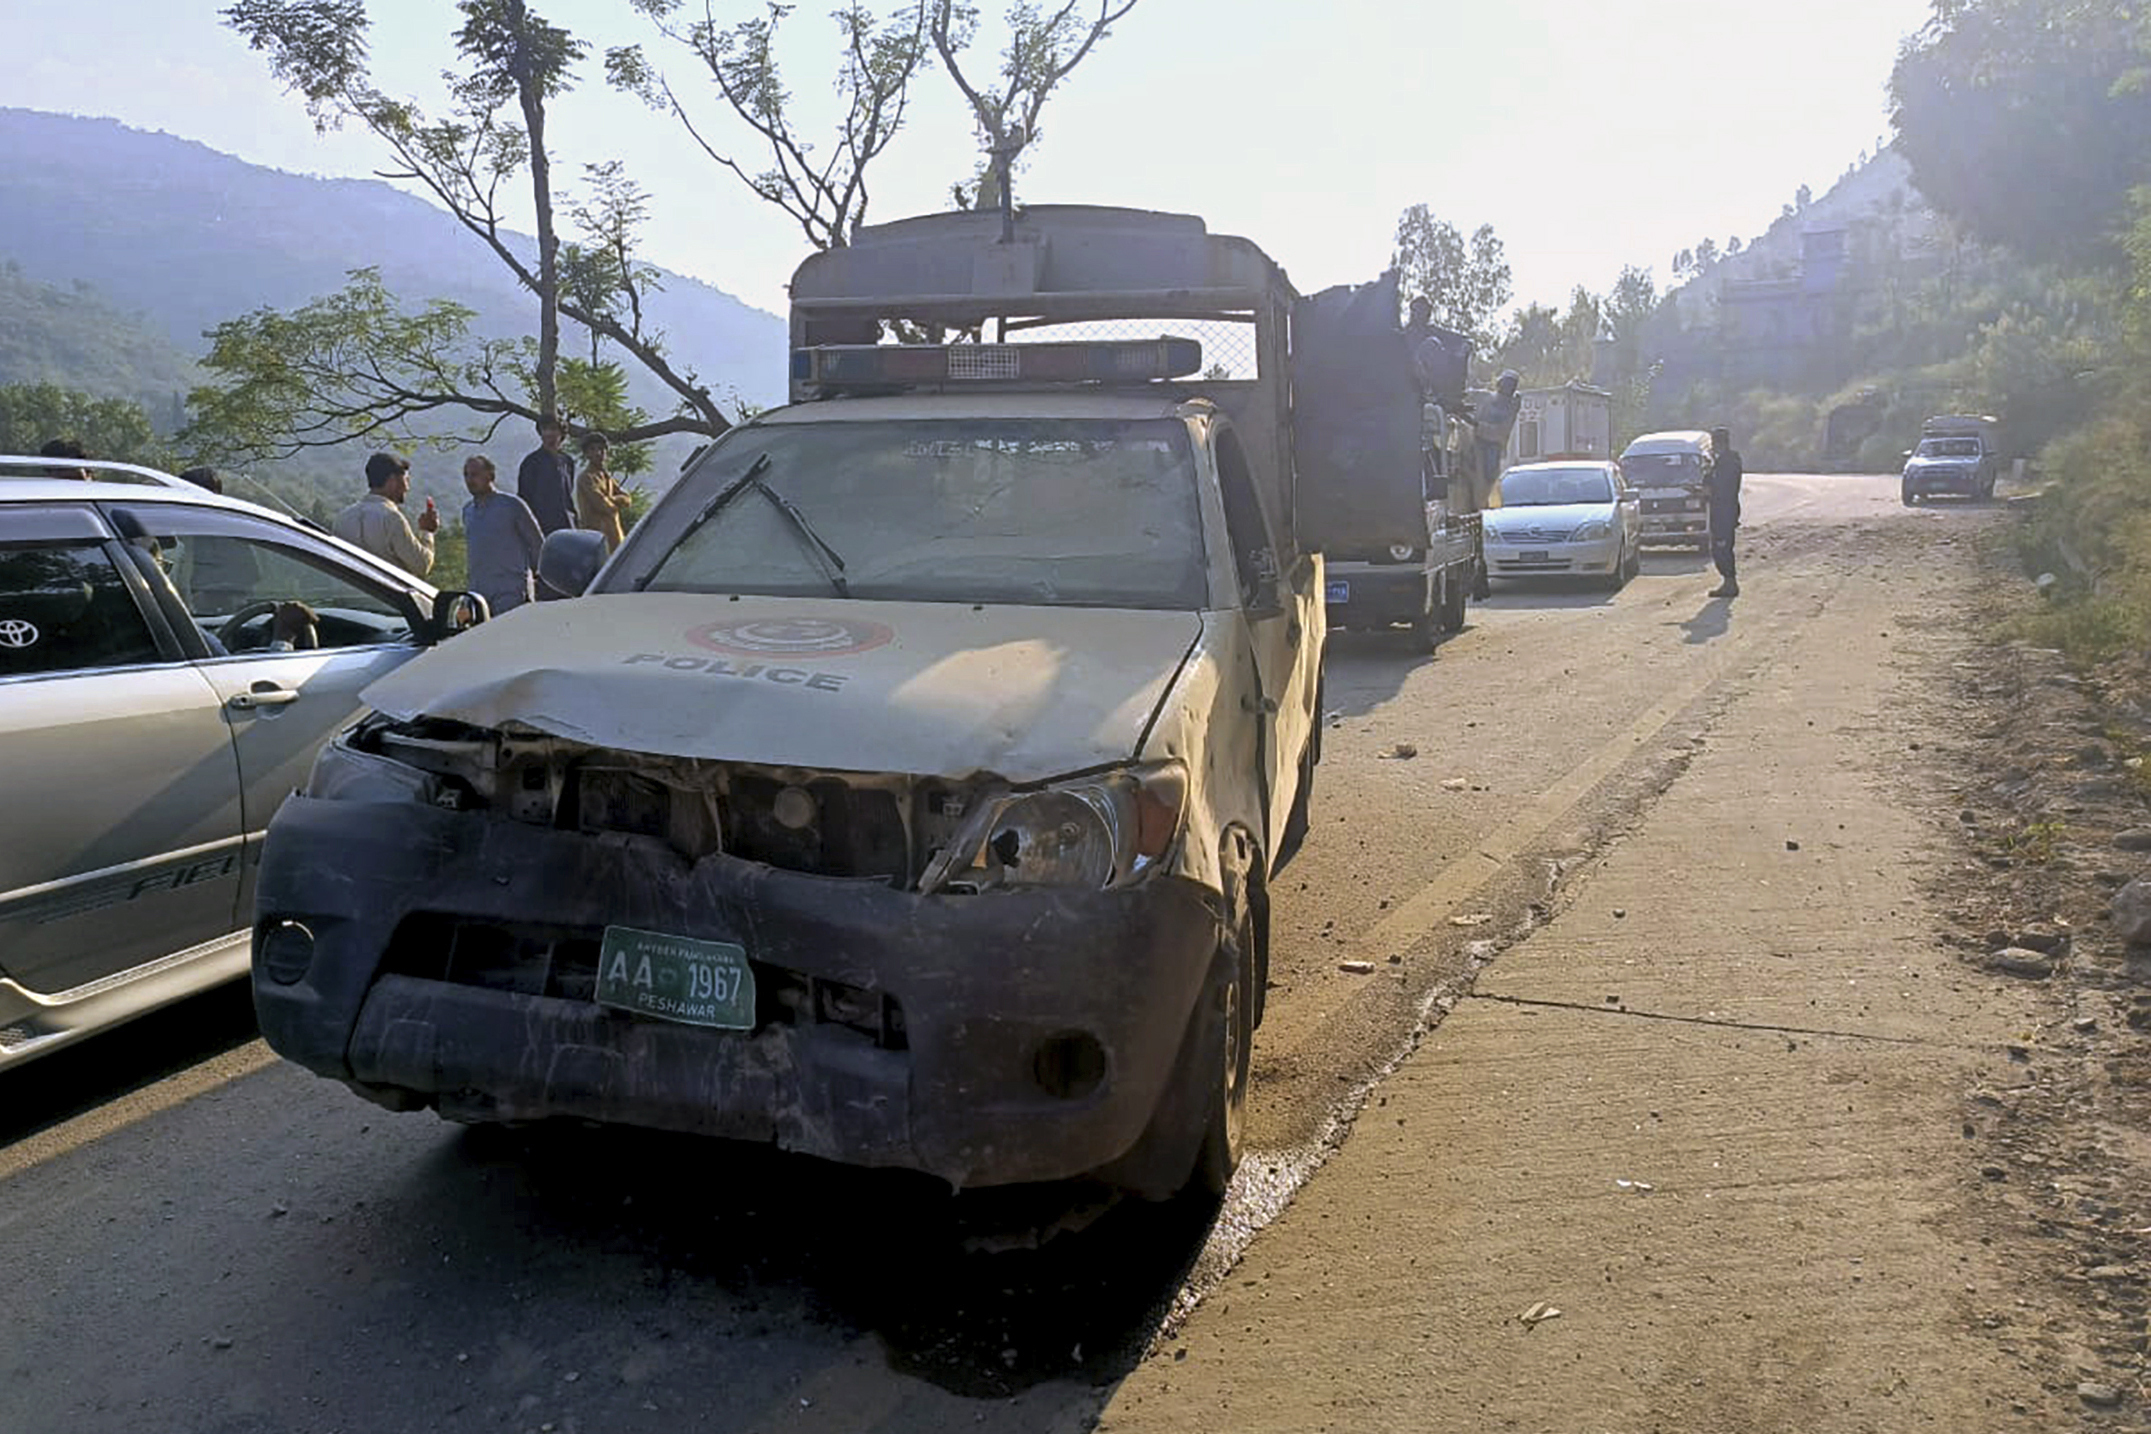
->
<box><xmin>5</xmin><ymin>0</ymin><xmax>2151</xmax><ymax>1430</ymax></box>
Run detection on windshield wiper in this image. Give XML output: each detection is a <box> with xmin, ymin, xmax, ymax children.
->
<box><xmin>753</xmin><ymin>479</ymin><xmax>849</xmax><ymax>597</ymax></box>
<box><xmin>639</xmin><ymin>451</ymin><xmax>849</xmax><ymax>597</ymax></box>
<box><xmin>642</xmin><ymin>453</ymin><xmax>771</xmax><ymax>590</ymax></box>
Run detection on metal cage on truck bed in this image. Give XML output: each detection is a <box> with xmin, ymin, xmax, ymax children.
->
<box><xmin>787</xmin><ymin>204</ymin><xmax>1438</xmax><ymax>560</ymax></box>
<box><xmin>789</xmin><ymin>206</ymin><xmax>1299</xmax><ymax>544</ymax></box>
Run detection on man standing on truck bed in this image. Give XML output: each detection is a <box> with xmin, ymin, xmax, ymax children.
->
<box><xmin>1706</xmin><ymin>425</ymin><xmax>1744</xmax><ymax>598</ymax></box>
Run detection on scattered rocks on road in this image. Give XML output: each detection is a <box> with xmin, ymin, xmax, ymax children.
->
<box><xmin>1337</xmin><ymin>961</ymin><xmax>1377</xmax><ymax>976</ymax></box>
<box><xmin>2114</xmin><ymin>829</ymin><xmax>2151</xmax><ymax>852</ymax></box>
<box><xmin>2114</xmin><ymin>880</ymin><xmax>2151</xmax><ymax>948</ymax></box>
<box><xmin>1973</xmin><ymin>947</ymin><xmax>2058</xmax><ymax>980</ymax></box>
<box><xmin>2078</xmin><ymin>1382</ymin><xmax>2123</xmax><ymax>1408</ymax></box>
<box><xmin>1996</xmin><ymin>924</ymin><xmax>2071</xmax><ymax>954</ymax></box>
<box><xmin>1379</xmin><ymin>743</ymin><xmax>1419</xmax><ymax>760</ymax></box>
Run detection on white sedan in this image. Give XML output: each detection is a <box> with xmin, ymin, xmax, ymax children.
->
<box><xmin>1482</xmin><ymin>460</ymin><xmax>1643</xmax><ymax>589</ymax></box>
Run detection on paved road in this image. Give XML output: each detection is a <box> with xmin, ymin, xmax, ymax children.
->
<box><xmin>3</xmin><ymin>475</ymin><xmax>1987</xmax><ymax>1434</ymax></box>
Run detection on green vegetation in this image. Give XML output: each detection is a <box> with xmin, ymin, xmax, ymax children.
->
<box><xmin>1391</xmin><ymin>206</ymin><xmax>1513</xmax><ymax>354</ymax></box>
<box><xmin>0</xmin><ymin>263</ymin><xmax>197</xmax><ymax>420</ymax></box>
<box><xmin>0</xmin><ymin>382</ymin><xmax>172</xmax><ymax>467</ymax></box>
<box><xmin>1886</xmin><ymin>0</ymin><xmax>2151</xmax><ymax>661</ymax></box>
<box><xmin>2004</xmin><ymin>818</ymin><xmax>2068</xmax><ymax>864</ymax></box>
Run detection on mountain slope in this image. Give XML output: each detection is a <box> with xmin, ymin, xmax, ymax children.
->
<box><xmin>0</xmin><ymin>261</ymin><xmax>200</xmax><ymax>419</ymax></box>
<box><xmin>0</xmin><ymin>108</ymin><xmax>788</xmax><ymax>420</ymax></box>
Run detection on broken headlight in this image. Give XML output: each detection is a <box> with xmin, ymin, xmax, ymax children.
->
<box><xmin>304</xmin><ymin>731</ymin><xmax>443</xmax><ymax>806</ymax></box>
<box><xmin>920</xmin><ymin>763</ymin><xmax>1188</xmax><ymax>894</ymax></box>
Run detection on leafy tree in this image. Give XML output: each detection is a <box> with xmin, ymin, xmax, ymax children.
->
<box><xmin>187</xmin><ymin>268</ymin><xmax>529</xmax><ymax>462</ymax></box>
<box><xmin>0</xmin><ymin>383</ymin><xmax>170</xmax><ymax>466</ymax></box>
<box><xmin>219</xmin><ymin>0</ymin><xmax>729</xmax><ymax>448</ymax></box>
<box><xmin>1608</xmin><ymin>265</ymin><xmax>1657</xmax><ymax>325</ymax></box>
<box><xmin>556</xmin><ymin>356</ymin><xmax>655</xmax><ymax>475</ymax></box>
<box><xmin>1694</xmin><ymin>237</ymin><xmax>1719</xmax><ymax>270</ymax></box>
<box><xmin>1392</xmin><ymin>205</ymin><xmax>1513</xmax><ymax>351</ymax></box>
<box><xmin>931</xmin><ymin>1</ymin><xmax>1143</xmax><ymax>210</ymax></box>
<box><xmin>606</xmin><ymin>1</ymin><xmax>932</xmax><ymax>251</ymax></box>
<box><xmin>1795</xmin><ymin>183</ymin><xmax>1812</xmax><ymax>211</ymax></box>
<box><xmin>1891</xmin><ymin>0</ymin><xmax>2151</xmax><ymax>258</ymax></box>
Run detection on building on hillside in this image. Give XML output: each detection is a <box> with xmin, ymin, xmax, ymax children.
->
<box><xmin>1505</xmin><ymin>381</ymin><xmax>1614</xmax><ymax>467</ymax></box>
<box><xmin>1714</xmin><ymin>228</ymin><xmax>1852</xmax><ymax>387</ymax></box>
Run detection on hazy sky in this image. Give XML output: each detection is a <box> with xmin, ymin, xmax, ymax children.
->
<box><xmin>5</xmin><ymin>0</ymin><xmax>1938</xmax><ymax>322</ymax></box>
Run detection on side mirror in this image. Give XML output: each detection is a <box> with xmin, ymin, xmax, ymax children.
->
<box><xmin>538</xmin><ymin>529</ymin><xmax>608</xmax><ymax>598</ymax></box>
<box><xmin>428</xmin><ymin>589</ymin><xmax>490</xmax><ymax>641</ymax></box>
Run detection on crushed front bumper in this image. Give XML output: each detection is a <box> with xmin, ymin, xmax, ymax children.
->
<box><xmin>252</xmin><ymin>795</ymin><xmax>1224</xmax><ymax>1189</ymax></box>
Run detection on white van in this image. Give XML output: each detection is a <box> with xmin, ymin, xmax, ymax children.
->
<box><xmin>1619</xmin><ymin>430</ymin><xmax>1715</xmax><ymax>549</ymax></box>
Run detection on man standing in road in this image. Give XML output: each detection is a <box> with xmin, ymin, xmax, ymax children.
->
<box><xmin>460</xmin><ymin>453</ymin><xmax>545</xmax><ymax>613</ymax></box>
<box><xmin>1707</xmin><ymin>425</ymin><xmax>1745</xmax><ymax>598</ymax></box>
<box><xmin>332</xmin><ymin>452</ymin><xmax>437</xmax><ymax>576</ymax></box>
<box><xmin>515</xmin><ymin>416</ymin><xmax>577</xmax><ymax>535</ymax></box>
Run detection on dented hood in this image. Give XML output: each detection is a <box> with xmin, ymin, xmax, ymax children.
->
<box><xmin>362</xmin><ymin>593</ymin><xmax>1202</xmax><ymax>783</ymax></box>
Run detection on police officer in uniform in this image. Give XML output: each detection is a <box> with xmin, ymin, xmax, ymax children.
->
<box><xmin>1707</xmin><ymin>425</ymin><xmax>1744</xmax><ymax>598</ymax></box>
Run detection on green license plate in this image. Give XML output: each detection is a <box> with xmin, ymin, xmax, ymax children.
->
<box><xmin>595</xmin><ymin>926</ymin><xmax>756</xmax><ymax>1030</ymax></box>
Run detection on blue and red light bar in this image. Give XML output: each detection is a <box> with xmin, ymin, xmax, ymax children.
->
<box><xmin>792</xmin><ymin>337</ymin><xmax>1203</xmax><ymax>389</ymax></box>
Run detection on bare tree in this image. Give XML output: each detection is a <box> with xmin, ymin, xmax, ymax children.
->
<box><xmin>608</xmin><ymin>1</ymin><xmax>932</xmax><ymax>250</ymax></box>
<box><xmin>223</xmin><ymin>0</ymin><xmax>728</xmax><ymax>440</ymax></box>
<box><xmin>930</xmin><ymin>0</ymin><xmax>1142</xmax><ymax>213</ymax></box>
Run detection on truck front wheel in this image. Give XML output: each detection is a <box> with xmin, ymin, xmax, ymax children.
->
<box><xmin>1189</xmin><ymin>849</ymin><xmax>1256</xmax><ymax>1199</ymax></box>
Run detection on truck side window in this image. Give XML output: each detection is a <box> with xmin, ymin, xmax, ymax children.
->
<box><xmin>1213</xmin><ymin>428</ymin><xmax>1277</xmax><ymax>605</ymax></box>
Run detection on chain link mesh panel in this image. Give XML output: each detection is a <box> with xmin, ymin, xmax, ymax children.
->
<box><xmin>998</xmin><ymin>317</ymin><xmax>1262</xmax><ymax>381</ymax></box>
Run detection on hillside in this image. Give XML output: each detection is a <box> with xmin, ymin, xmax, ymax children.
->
<box><xmin>0</xmin><ymin>262</ymin><xmax>200</xmax><ymax>421</ymax></box>
<box><xmin>0</xmin><ymin>109</ymin><xmax>789</xmax><ymax>453</ymax></box>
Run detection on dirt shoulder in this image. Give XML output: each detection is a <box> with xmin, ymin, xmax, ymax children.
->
<box><xmin>1094</xmin><ymin>510</ymin><xmax>2144</xmax><ymax>1431</ymax></box>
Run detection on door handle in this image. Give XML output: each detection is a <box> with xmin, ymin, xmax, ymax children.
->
<box><xmin>228</xmin><ymin>686</ymin><xmax>301</xmax><ymax>711</ymax></box>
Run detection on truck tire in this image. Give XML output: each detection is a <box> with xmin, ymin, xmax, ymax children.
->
<box><xmin>1902</xmin><ymin>483</ymin><xmax>1919</xmax><ymax>507</ymax></box>
<box><xmin>1189</xmin><ymin>851</ymin><xmax>1256</xmax><ymax>1200</ymax></box>
<box><xmin>1409</xmin><ymin>573</ymin><xmax>1442</xmax><ymax>651</ymax></box>
<box><xmin>1104</xmin><ymin>834</ymin><xmax>1259</xmax><ymax>1202</ymax></box>
<box><xmin>1439</xmin><ymin>567</ymin><xmax>1470</xmax><ymax>631</ymax></box>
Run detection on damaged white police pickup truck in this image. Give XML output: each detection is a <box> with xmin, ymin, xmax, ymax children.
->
<box><xmin>251</xmin><ymin>206</ymin><xmax>1417</xmax><ymax>1199</ymax></box>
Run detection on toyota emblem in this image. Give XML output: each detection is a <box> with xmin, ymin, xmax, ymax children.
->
<box><xmin>0</xmin><ymin>618</ymin><xmax>39</xmax><ymax>649</ymax></box>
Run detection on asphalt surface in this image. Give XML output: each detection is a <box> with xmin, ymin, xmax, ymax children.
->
<box><xmin>3</xmin><ymin>474</ymin><xmax>1973</xmax><ymax>1433</ymax></box>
